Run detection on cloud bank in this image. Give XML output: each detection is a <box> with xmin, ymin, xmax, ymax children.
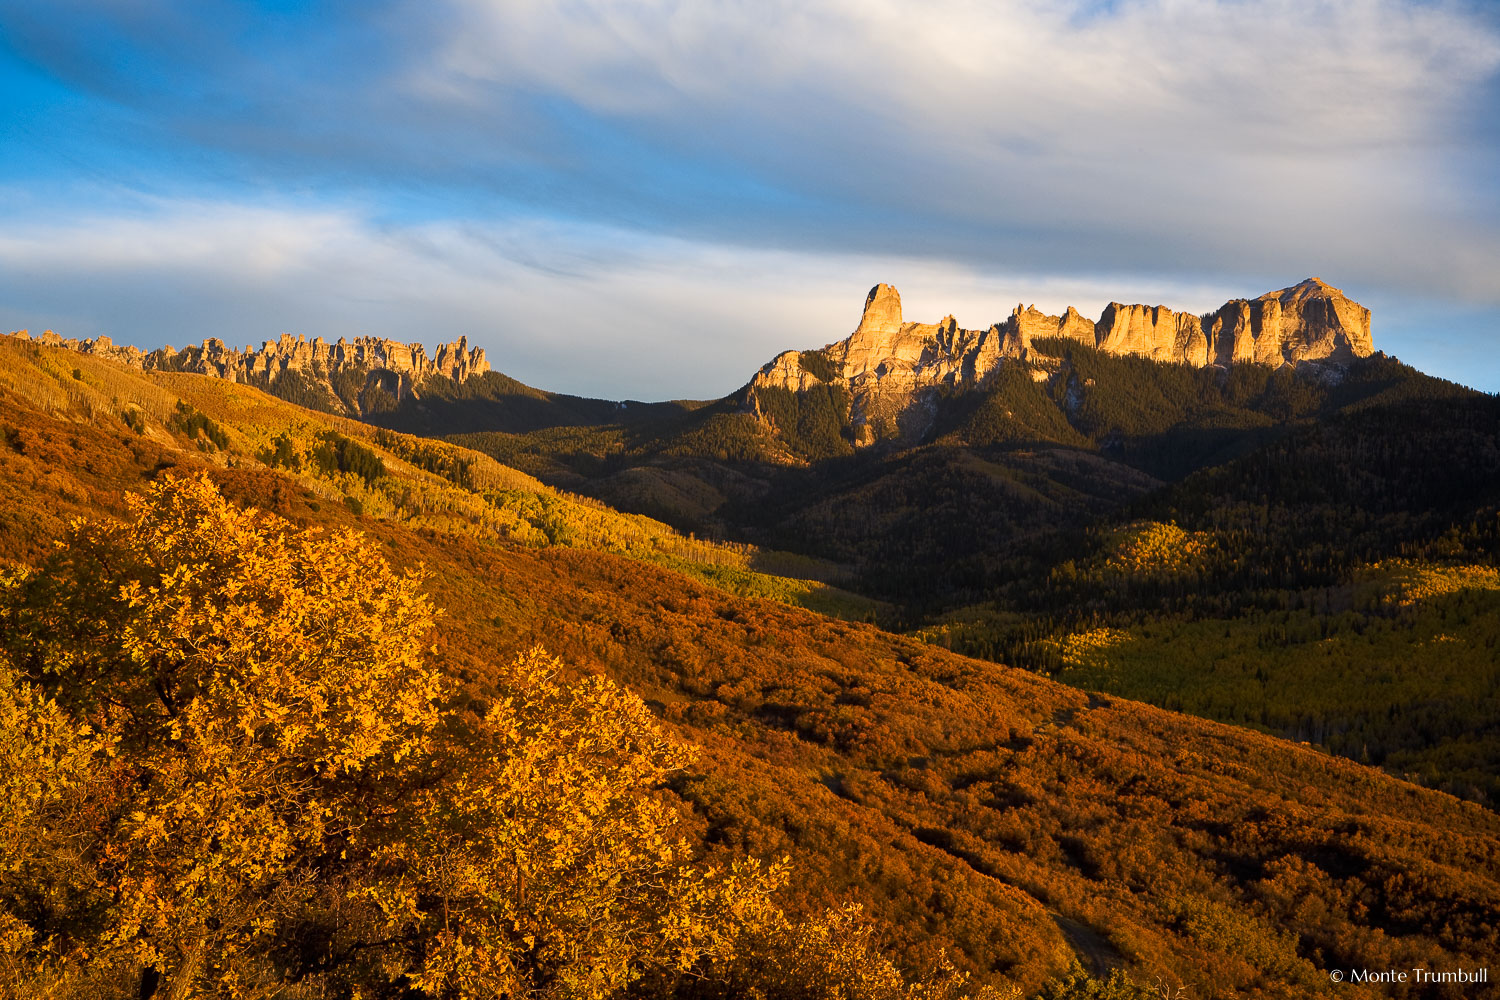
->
<box><xmin>0</xmin><ymin>197</ymin><xmax>1257</xmax><ymax>399</ymax></box>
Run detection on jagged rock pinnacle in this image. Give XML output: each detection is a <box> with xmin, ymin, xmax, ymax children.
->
<box><xmin>3</xmin><ymin>329</ymin><xmax>490</xmax><ymax>418</ymax></box>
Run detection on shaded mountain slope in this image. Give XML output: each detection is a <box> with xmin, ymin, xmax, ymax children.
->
<box><xmin>365</xmin><ymin>369</ymin><xmax>707</xmax><ymax>436</ymax></box>
<box><xmin>920</xmin><ymin>388</ymin><xmax>1500</xmax><ymax>804</ymax></box>
<box><xmin>433</xmin><ymin>345</ymin><xmax>1476</xmax><ymax>611</ymax></box>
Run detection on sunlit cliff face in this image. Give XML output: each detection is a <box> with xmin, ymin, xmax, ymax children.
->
<box><xmin>752</xmin><ymin>277</ymin><xmax>1374</xmax><ymax>445</ymax></box>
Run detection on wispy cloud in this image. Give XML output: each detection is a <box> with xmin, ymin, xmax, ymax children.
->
<box><xmin>420</xmin><ymin>0</ymin><xmax>1500</xmax><ymax>292</ymax></box>
<box><xmin>7</xmin><ymin>195</ymin><xmax>1482</xmax><ymax>397</ymax></box>
<box><xmin>0</xmin><ymin>196</ymin><xmax>1269</xmax><ymax>398</ymax></box>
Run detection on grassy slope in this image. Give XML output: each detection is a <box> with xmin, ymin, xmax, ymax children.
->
<box><xmin>0</xmin><ymin>339</ymin><xmax>874</xmax><ymax>620</ymax></box>
<box><xmin>2</xmin><ymin>340</ymin><xmax>1500</xmax><ymax>997</ymax></box>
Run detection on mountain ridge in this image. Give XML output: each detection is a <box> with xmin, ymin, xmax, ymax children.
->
<box><xmin>752</xmin><ymin>279</ymin><xmax>1375</xmax><ymax>446</ymax></box>
<box><xmin>3</xmin><ymin>328</ymin><xmax>490</xmax><ymax>417</ymax></box>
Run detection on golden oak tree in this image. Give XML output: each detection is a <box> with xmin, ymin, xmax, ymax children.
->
<box><xmin>1</xmin><ymin>473</ymin><xmax>448</xmax><ymax>997</ymax></box>
<box><xmin>0</xmin><ymin>473</ymin><xmax>980</xmax><ymax>1000</ymax></box>
<box><xmin>0</xmin><ymin>657</ymin><xmax>113</xmax><ymax>997</ymax></box>
<box><xmin>359</xmin><ymin>647</ymin><xmax>793</xmax><ymax>997</ymax></box>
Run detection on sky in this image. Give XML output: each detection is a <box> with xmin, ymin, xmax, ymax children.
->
<box><xmin>1</xmin><ymin>0</ymin><xmax>1498</xmax><ymax>400</ymax></box>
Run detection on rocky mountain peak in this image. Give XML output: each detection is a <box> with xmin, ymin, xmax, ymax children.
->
<box><xmin>1212</xmin><ymin>278</ymin><xmax>1373</xmax><ymax>364</ymax></box>
<box><xmin>838</xmin><ymin>283</ymin><xmax>936</xmax><ymax>383</ymax></box>
<box><xmin>1273</xmin><ymin>276</ymin><xmax>1335</xmax><ymax>302</ymax></box>
<box><xmin>858</xmin><ymin>283</ymin><xmax>903</xmax><ymax>334</ymax></box>
<box><xmin>750</xmin><ymin>279</ymin><xmax>1375</xmax><ymax>447</ymax></box>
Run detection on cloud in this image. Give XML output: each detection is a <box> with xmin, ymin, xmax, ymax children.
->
<box><xmin>415</xmin><ymin>0</ymin><xmax>1500</xmax><ymax>291</ymax></box>
<box><xmin>0</xmin><ymin>195</ymin><xmax>1274</xmax><ymax>397</ymax></box>
<box><xmin>436</xmin><ymin>0</ymin><xmax>1494</xmax><ymax>147</ymax></box>
<box><xmin>6</xmin><ymin>0</ymin><xmax>1499</xmax><ymax>301</ymax></box>
<box><xmin>0</xmin><ymin>197</ymin><xmax>863</xmax><ymax>399</ymax></box>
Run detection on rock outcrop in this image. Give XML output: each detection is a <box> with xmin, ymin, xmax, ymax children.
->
<box><xmin>775</xmin><ymin>285</ymin><xmax>1040</xmax><ymax>445</ymax></box>
<box><xmin>750</xmin><ymin>278</ymin><xmax>1373</xmax><ymax>446</ymax></box>
<box><xmin>144</xmin><ymin>333</ymin><xmax>488</xmax><ymax>389</ymax></box>
<box><xmin>1094</xmin><ymin>304</ymin><xmax>1209</xmax><ymax>366</ymax></box>
<box><xmin>1205</xmin><ymin>278</ymin><xmax>1374</xmax><ymax>366</ymax></box>
<box><xmin>4</xmin><ymin>328</ymin><xmax>489</xmax><ymax>415</ymax></box>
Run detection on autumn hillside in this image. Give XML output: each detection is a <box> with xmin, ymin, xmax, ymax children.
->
<box><xmin>0</xmin><ymin>338</ymin><xmax>872</xmax><ymax>619</ymax></box>
<box><xmin>2</xmin><ymin>339</ymin><xmax>1499</xmax><ymax>998</ymax></box>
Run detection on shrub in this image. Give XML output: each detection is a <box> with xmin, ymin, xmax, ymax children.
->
<box><xmin>311</xmin><ymin>431</ymin><xmax>385</xmax><ymax>486</ymax></box>
<box><xmin>166</xmin><ymin>401</ymin><xmax>229</xmax><ymax>450</ymax></box>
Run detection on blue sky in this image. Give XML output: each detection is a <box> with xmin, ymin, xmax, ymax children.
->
<box><xmin>2</xmin><ymin>0</ymin><xmax>1498</xmax><ymax>399</ymax></box>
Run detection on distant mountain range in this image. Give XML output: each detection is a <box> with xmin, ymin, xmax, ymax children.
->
<box><xmin>7</xmin><ymin>278</ymin><xmax>1372</xmax><ymax>436</ymax></box>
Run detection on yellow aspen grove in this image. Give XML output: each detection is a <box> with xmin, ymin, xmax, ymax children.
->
<box><xmin>0</xmin><ymin>659</ymin><xmax>114</xmax><ymax>995</ymax></box>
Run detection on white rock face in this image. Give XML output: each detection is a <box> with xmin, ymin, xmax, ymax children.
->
<box><xmin>750</xmin><ymin>279</ymin><xmax>1374</xmax><ymax>446</ymax></box>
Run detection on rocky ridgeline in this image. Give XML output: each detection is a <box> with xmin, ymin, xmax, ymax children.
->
<box><xmin>752</xmin><ymin>279</ymin><xmax>1373</xmax><ymax>445</ymax></box>
<box><xmin>4</xmin><ymin>329</ymin><xmax>489</xmax><ymax>411</ymax></box>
